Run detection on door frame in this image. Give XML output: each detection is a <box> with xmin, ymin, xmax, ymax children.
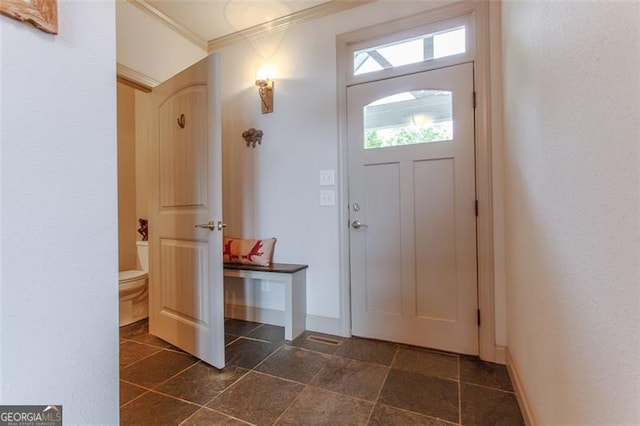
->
<box><xmin>336</xmin><ymin>2</ymin><xmax>499</xmax><ymax>362</ymax></box>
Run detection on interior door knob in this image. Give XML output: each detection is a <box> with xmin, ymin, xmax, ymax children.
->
<box><xmin>194</xmin><ymin>221</ymin><xmax>216</xmax><ymax>231</ymax></box>
<box><xmin>217</xmin><ymin>221</ymin><xmax>227</xmax><ymax>231</ymax></box>
<box><xmin>351</xmin><ymin>220</ymin><xmax>368</xmax><ymax>229</ymax></box>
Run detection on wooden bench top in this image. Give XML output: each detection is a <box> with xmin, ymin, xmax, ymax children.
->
<box><xmin>223</xmin><ymin>263</ymin><xmax>308</xmax><ymax>274</ymax></box>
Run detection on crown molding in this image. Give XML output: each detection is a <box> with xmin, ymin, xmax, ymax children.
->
<box><xmin>126</xmin><ymin>0</ymin><xmax>208</xmax><ymax>51</ymax></box>
<box><xmin>207</xmin><ymin>0</ymin><xmax>375</xmax><ymax>53</ymax></box>
<box><xmin>124</xmin><ymin>0</ymin><xmax>373</xmax><ymax>55</ymax></box>
<box><xmin>117</xmin><ymin>76</ymin><xmax>152</xmax><ymax>93</ymax></box>
<box><xmin>116</xmin><ymin>63</ymin><xmax>160</xmax><ymax>90</ymax></box>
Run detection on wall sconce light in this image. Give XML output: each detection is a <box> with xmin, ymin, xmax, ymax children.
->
<box><xmin>255</xmin><ymin>78</ymin><xmax>274</xmax><ymax>114</ymax></box>
<box><xmin>242</xmin><ymin>128</ymin><xmax>263</xmax><ymax>148</ymax></box>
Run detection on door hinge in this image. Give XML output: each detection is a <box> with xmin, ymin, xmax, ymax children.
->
<box><xmin>477</xmin><ymin>309</ymin><xmax>481</xmax><ymax>326</ymax></box>
<box><xmin>472</xmin><ymin>91</ymin><xmax>477</xmax><ymax>109</ymax></box>
<box><xmin>475</xmin><ymin>200</ymin><xmax>479</xmax><ymax>217</ymax></box>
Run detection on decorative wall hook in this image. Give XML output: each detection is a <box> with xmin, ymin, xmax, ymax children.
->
<box><xmin>177</xmin><ymin>114</ymin><xmax>186</xmax><ymax>129</ymax></box>
<box><xmin>242</xmin><ymin>128</ymin><xmax>263</xmax><ymax>148</ymax></box>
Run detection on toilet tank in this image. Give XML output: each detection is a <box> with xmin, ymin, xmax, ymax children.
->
<box><xmin>136</xmin><ymin>241</ymin><xmax>149</xmax><ymax>272</ymax></box>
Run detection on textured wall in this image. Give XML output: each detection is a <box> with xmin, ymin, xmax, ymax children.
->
<box><xmin>502</xmin><ymin>2</ymin><xmax>639</xmax><ymax>423</ymax></box>
<box><xmin>0</xmin><ymin>2</ymin><xmax>119</xmax><ymax>423</ymax></box>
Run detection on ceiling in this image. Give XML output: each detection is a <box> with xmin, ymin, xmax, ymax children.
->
<box><xmin>116</xmin><ymin>0</ymin><xmax>371</xmax><ymax>87</ymax></box>
<box><xmin>144</xmin><ymin>0</ymin><xmax>332</xmax><ymax>42</ymax></box>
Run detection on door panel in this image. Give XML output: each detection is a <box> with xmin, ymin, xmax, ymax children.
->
<box><xmin>363</xmin><ymin>162</ymin><xmax>402</xmax><ymax>315</ymax></box>
<box><xmin>348</xmin><ymin>63</ymin><xmax>478</xmax><ymax>355</ymax></box>
<box><xmin>414</xmin><ymin>158</ymin><xmax>456</xmax><ymax>320</ymax></box>
<box><xmin>159</xmin><ymin>87</ymin><xmax>207</xmax><ymax>208</ymax></box>
<box><xmin>159</xmin><ymin>239</ymin><xmax>210</xmax><ymax>325</ymax></box>
<box><xmin>149</xmin><ymin>54</ymin><xmax>225</xmax><ymax>368</ymax></box>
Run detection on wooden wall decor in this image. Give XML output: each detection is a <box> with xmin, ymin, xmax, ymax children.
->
<box><xmin>0</xmin><ymin>0</ymin><xmax>58</xmax><ymax>35</ymax></box>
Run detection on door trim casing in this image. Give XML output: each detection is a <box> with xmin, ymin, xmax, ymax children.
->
<box><xmin>336</xmin><ymin>1</ymin><xmax>497</xmax><ymax>362</ymax></box>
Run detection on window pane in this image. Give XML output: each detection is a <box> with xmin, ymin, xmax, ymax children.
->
<box><xmin>364</xmin><ymin>90</ymin><xmax>453</xmax><ymax>149</ymax></box>
<box><xmin>355</xmin><ymin>55</ymin><xmax>384</xmax><ymax>75</ymax></box>
<box><xmin>353</xmin><ymin>26</ymin><xmax>466</xmax><ymax>76</ymax></box>
<box><xmin>434</xmin><ymin>27</ymin><xmax>466</xmax><ymax>58</ymax></box>
<box><xmin>377</xmin><ymin>39</ymin><xmax>424</xmax><ymax>68</ymax></box>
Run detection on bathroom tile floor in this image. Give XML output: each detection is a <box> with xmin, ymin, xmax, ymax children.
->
<box><xmin>120</xmin><ymin>319</ymin><xmax>524</xmax><ymax>425</ymax></box>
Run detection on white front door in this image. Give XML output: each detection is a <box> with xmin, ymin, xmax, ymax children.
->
<box><xmin>348</xmin><ymin>63</ymin><xmax>478</xmax><ymax>355</ymax></box>
<box><xmin>148</xmin><ymin>54</ymin><xmax>225</xmax><ymax>368</ymax></box>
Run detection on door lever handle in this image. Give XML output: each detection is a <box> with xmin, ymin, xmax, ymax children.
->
<box><xmin>351</xmin><ymin>220</ymin><xmax>368</xmax><ymax>229</ymax></box>
<box><xmin>194</xmin><ymin>221</ymin><xmax>216</xmax><ymax>231</ymax></box>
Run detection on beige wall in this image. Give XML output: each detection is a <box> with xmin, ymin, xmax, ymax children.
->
<box><xmin>502</xmin><ymin>2</ymin><xmax>639</xmax><ymax>423</ymax></box>
<box><xmin>135</xmin><ymin>90</ymin><xmax>151</xmax><ymax>237</ymax></box>
<box><xmin>118</xmin><ymin>83</ymin><xmax>137</xmax><ymax>271</ymax></box>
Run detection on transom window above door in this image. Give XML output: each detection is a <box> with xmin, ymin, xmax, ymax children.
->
<box><xmin>364</xmin><ymin>90</ymin><xmax>453</xmax><ymax>149</ymax></box>
<box><xmin>354</xmin><ymin>26</ymin><xmax>466</xmax><ymax>76</ymax></box>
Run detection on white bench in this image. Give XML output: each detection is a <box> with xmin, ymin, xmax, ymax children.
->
<box><xmin>223</xmin><ymin>263</ymin><xmax>308</xmax><ymax>341</ymax></box>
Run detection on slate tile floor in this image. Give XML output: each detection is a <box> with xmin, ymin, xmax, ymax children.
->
<box><xmin>120</xmin><ymin>319</ymin><xmax>524</xmax><ymax>425</ymax></box>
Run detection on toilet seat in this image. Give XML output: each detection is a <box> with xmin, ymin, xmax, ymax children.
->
<box><xmin>119</xmin><ymin>270</ymin><xmax>147</xmax><ymax>283</ymax></box>
<box><xmin>119</xmin><ymin>270</ymin><xmax>148</xmax><ymax>300</ymax></box>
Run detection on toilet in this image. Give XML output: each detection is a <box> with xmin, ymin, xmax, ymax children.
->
<box><xmin>119</xmin><ymin>241</ymin><xmax>149</xmax><ymax>326</ymax></box>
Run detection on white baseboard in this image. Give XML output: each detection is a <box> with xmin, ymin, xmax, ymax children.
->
<box><xmin>225</xmin><ymin>304</ymin><xmax>284</xmax><ymax>327</ymax></box>
<box><xmin>495</xmin><ymin>344</ymin><xmax>507</xmax><ymax>365</ymax></box>
<box><xmin>305</xmin><ymin>314</ymin><xmax>344</xmax><ymax>336</ymax></box>
<box><xmin>224</xmin><ymin>304</ymin><xmax>344</xmax><ymax>337</ymax></box>
<box><xmin>506</xmin><ymin>348</ymin><xmax>536</xmax><ymax>426</ymax></box>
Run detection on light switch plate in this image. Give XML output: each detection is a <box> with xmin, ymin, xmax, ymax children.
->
<box><xmin>320</xmin><ymin>190</ymin><xmax>335</xmax><ymax>206</ymax></box>
<box><xmin>320</xmin><ymin>169</ymin><xmax>335</xmax><ymax>186</ymax></box>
